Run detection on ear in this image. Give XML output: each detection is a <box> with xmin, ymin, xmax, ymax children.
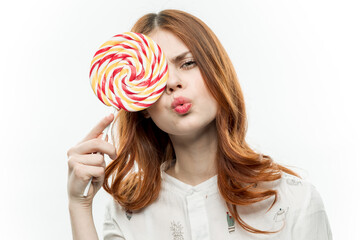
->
<box><xmin>142</xmin><ymin>110</ymin><xmax>151</xmax><ymax>119</ymax></box>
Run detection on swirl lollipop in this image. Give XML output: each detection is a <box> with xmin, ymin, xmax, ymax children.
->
<box><xmin>90</xmin><ymin>32</ymin><xmax>169</xmax><ymax>111</ymax></box>
<box><xmin>83</xmin><ymin>32</ymin><xmax>169</xmax><ymax>196</ymax></box>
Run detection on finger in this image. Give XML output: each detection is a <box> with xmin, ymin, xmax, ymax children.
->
<box><xmin>73</xmin><ymin>138</ymin><xmax>117</xmax><ymax>160</ymax></box>
<box><xmin>81</xmin><ymin>114</ymin><xmax>114</xmax><ymax>142</ymax></box>
<box><xmin>72</xmin><ymin>164</ymin><xmax>105</xmax><ymax>183</ymax></box>
<box><xmin>97</xmin><ymin>133</ymin><xmax>109</xmax><ymax>142</ymax></box>
<box><xmin>68</xmin><ymin>154</ymin><xmax>106</xmax><ymax>168</ymax></box>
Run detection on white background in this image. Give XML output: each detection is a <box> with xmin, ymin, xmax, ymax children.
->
<box><xmin>1</xmin><ymin>0</ymin><xmax>359</xmax><ymax>239</ymax></box>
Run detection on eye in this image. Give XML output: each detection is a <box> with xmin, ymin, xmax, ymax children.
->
<box><xmin>180</xmin><ymin>60</ymin><xmax>196</xmax><ymax>70</ymax></box>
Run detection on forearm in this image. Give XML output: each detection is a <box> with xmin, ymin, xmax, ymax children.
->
<box><xmin>69</xmin><ymin>202</ymin><xmax>99</xmax><ymax>240</ymax></box>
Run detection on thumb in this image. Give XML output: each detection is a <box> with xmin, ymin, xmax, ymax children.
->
<box><xmin>97</xmin><ymin>133</ymin><xmax>109</xmax><ymax>141</ymax></box>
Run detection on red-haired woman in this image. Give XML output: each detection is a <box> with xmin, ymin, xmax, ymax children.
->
<box><xmin>67</xmin><ymin>9</ymin><xmax>332</xmax><ymax>240</ymax></box>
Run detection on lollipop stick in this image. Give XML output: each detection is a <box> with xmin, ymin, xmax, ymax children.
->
<box><xmin>83</xmin><ymin>110</ymin><xmax>116</xmax><ymax>197</ymax></box>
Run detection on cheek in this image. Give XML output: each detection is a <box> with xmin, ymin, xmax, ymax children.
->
<box><xmin>204</xmin><ymin>97</ymin><xmax>218</xmax><ymax>115</ymax></box>
<box><xmin>147</xmin><ymin>98</ymin><xmax>166</xmax><ymax>125</ymax></box>
<box><xmin>146</xmin><ymin>105</ymin><xmax>158</xmax><ymax>117</ymax></box>
<box><xmin>146</xmin><ymin>104</ymin><xmax>172</xmax><ymax>133</ymax></box>
<box><xmin>147</xmin><ymin>97</ymin><xmax>166</xmax><ymax>117</ymax></box>
<box><xmin>198</xmin><ymin>83</ymin><xmax>217</xmax><ymax>109</ymax></box>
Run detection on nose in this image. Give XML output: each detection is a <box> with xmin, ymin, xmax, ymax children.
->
<box><xmin>165</xmin><ymin>68</ymin><xmax>183</xmax><ymax>95</ymax></box>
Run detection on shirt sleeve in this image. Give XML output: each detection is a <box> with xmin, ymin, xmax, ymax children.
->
<box><xmin>103</xmin><ymin>200</ymin><xmax>126</xmax><ymax>240</ymax></box>
<box><xmin>292</xmin><ymin>183</ymin><xmax>333</xmax><ymax>240</ymax></box>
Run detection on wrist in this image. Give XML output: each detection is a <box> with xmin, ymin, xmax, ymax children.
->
<box><xmin>68</xmin><ymin>200</ymin><xmax>93</xmax><ymax>211</ymax></box>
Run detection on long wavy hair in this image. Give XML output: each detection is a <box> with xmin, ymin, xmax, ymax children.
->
<box><xmin>103</xmin><ymin>9</ymin><xmax>301</xmax><ymax>235</ymax></box>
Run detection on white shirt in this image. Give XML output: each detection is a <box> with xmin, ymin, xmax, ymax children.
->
<box><xmin>103</xmin><ymin>170</ymin><xmax>332</xmax><ymax>240</ymax></box>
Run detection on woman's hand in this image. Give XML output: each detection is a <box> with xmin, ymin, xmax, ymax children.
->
<box><xmin>67</xmin><ymin>114</ymin><xmax>117</xmax><ymax>207</ymax></box>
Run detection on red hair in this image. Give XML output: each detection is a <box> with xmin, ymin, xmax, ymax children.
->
<box><xmin>103</xmin><ymin>9</ymin><xmax>301</xmax><ymax>235</ymax></box>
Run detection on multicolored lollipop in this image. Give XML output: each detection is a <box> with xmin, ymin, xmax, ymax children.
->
<box><xmin>89</xmin><ymin>32</ymin><xmax>169</xmax><ymax>112</ymax></box>
<box><xmin>83</xmin><ymin>32</ymin><xmax>169</xmax><ymax>196</ymax></box>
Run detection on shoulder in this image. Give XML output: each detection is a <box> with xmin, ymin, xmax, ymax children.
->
<box><xmin>104</xmin><ymin>195</ymin><xmax>133</xmax><ymax>216</ymax></box>
<box><xmin>104</xmin><ymin>195</ymin><xmax>133</xmax><ymax>224</ymax></box>
<box><xmin>104</xmin><ymin>196</ymin><xmax>118</xmax><ymax>221</ymax></box>
<box><xmin>274</xmin><ymin>173</ymin><xmax>333</xmax><ymax>238</ymax></box>
<box><xmin>275</xmin><ymin>172</ymin><xmax>327</xmax><ymax>214</ymax></box>
<box><xmin>104</xmin><ymin>196</ymin><xmax>122</xmax><ymax>215</ymax></box>
<box><xmin>103</xmin><ymin>196</ymin><xmax>133</xmax><ymax>239</ymax></box>
<box><xmin>257</xmin><ymin>171</ymin><xmax>326</xmax><ymax>213</ymax></box>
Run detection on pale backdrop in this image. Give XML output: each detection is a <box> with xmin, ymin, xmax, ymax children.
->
<box><xmin>1</xmin><ymin>0</ymin><xmax>359</xmax><ymax>239</ymax></box>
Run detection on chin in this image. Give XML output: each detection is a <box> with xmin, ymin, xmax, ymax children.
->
<box><xmin>152</xmin><ymin>114</ymin><xmax>215</xmax><ymax>135</ymax></box>
<box><xmin>170</xmin><ymin>123</ymin><xmax>213</xmax><ymax>137</ymax></box>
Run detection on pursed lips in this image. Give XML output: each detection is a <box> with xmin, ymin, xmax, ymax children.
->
<box><xmin>171</xmin><ymin>96</ymin><xmax>192</xmax><ymax>109</ymax></box>
<box><xmin>170</xmin><ymin>96</ymin><xmax>193</xmax><ymax>114</ymax></box>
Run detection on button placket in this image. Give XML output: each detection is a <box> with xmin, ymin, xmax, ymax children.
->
<box><xmin>186</xmin><ymin>191</ymin><xmax>210</xmax><ymax>240</ymax></box>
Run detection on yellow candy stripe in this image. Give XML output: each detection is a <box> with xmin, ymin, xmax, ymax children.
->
<box><xmin>89</xmin><ymin>32</ymin><xmax>169</xmax><ymax>111</ymax></box>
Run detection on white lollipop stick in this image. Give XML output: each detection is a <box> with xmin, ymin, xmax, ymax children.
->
<box><xmin>83</xmin><ymin>109</ymin><xmax>116</xmax><ymax>197</ymax></box>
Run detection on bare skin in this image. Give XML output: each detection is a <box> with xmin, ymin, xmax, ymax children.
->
<box><xmin>67</xmin><ymin>28</ymin><xmax>219</xmax><ymax>239</ymax></box>
<box><xmin>67</xmin><ymin>114</ymin><xmax>117</xmax><ymax>240</ymax></box>
<box><xmin>164</xmin><ymin>120</ymin><xmax>218</xmax><ymax>186</ymax></box>
<box><xmin>145</xmin><ymin>29</ymin><xmax>219</xmax><ymax>186</ymax></box>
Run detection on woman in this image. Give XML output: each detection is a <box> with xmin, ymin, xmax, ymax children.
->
<box><xmin>67</xmin><ymin>9</ymin><xmax>332</xmax><ymax>240</ymax></box>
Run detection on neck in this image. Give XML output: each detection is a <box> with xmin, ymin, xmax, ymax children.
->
<box><xmin>166</xmin><ymin>120</ymin><xmax>218</xmax><ymax>186</ymax></box>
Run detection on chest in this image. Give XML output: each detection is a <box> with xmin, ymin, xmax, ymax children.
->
<box><xmin>120</xmin><ymin>191</ymin><xmax>293</xmax><ymax>240</ymax></box>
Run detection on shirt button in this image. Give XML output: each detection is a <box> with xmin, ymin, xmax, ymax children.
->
<box><xmin>187</xmin><ymin>189</ymin><xmax>194</xmax><ymax>195</ymax></box>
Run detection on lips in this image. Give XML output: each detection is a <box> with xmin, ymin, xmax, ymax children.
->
<box><xmin>171</xmin><ymin>96</ymin><xmax>192</xmax><ymax>114</ymax></box>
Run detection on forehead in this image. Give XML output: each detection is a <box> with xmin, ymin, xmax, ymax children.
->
<box><xmin>147</xmin><ymin>29</ymin><xmax>190</xmax><ymax>60</ymax></box>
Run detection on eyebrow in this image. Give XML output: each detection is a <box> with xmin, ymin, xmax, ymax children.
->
<box><xmin>169</xmin><ymin>51</ymin><xmax>192</xmax><ymax>64</ymax></box>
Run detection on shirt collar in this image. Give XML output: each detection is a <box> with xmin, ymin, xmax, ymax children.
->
<box><xmin>161</xmin><ymin>170</ymin><xmax>218</xmax><ymax>197</ymax></box>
